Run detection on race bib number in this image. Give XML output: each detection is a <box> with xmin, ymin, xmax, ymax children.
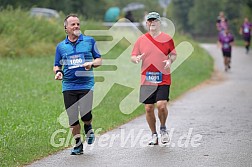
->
<box><xmin>68</xmin><ymin>54</ymin><xmax>85</xmax><ymax>69</ymax></box>
<box><xmin>146</xmin><ymin>72</ymin><xmax>162</xmax><ymax>83</ymax></box>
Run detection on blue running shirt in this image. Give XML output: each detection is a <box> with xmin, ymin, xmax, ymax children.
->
<box><xmin>54</xmin><ymin>34</ymin><xmax>101</xmax><ymax>92</ymax></box>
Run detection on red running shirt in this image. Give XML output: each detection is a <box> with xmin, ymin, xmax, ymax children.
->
<box><xmin>131</xmin><ymin>32</ymin><xmax>176</xmax><ymax>85</ymax></box>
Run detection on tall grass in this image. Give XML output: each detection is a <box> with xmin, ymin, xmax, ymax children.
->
<box><xmin>0</xmin><ymin>8</ymin><xmax>213</xmax><ymax>167</ymax></box>
<box><xmin>0</xmin><ymin>7</ymin><xmax>107</xmax><ymax>58</ymax></box>
<box><xmin>0</xmin><ymin>7</ymin><xmax>64</xmax><ymax>57</ymax></box>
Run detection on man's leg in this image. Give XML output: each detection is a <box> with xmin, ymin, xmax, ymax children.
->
<box><xmin>70</xmin><ymin>124</ymin><xmax>81</xmax><ymax>145</ymax></box>
<box><xmin>224</xmin><ymin>56</ymin><xmax>229</xmax><ymax>71</ymax></box>
<box><xmin>63</xmin><ymin>90</ymin><xmax>83</xmax><ymax>155</ymax></box>
<box><xmin>246</xmin><ymin>38</ymin><xmax>250</xmax><ymax>53</ymax></box>
<box><xmin>82</xmin><ymin>114</ymin><xmax>95</xmax><ymax>145</ymax></box>
<box><xmin>145</xmin><ymin>103</ymin><xmax>158</xmax><ymax>145</ymax></box>
<box><xmin>145</xmin><ymin>104</ymin><xmax>156</xmax><ymax>134</ymax></box>
<box><xmin>156</xmin><ymin>85</ymin><xmax>170</xmax><ymax>144</ymax></box>
<box><xmin>157</xmin><ymin>100</ymin><xmax>168</xmax><ymax>127</ymax></box>
<box><xmin>140</xmin><ymin>85</ymin><xmax>158</xmax><ymax>145</ymax></box>
<box><xmin>69</xmin><ymin>123</ymin><xmax>83</xmax><ymax>155</ymax></box>
<box><xmin>227</xmin><ymin>57</ymin><xmax>231</xmax><ymax>68</ymax></box>
<box><xmin>79</xmin><ymin>90</ymin><xmax>95</xmax><ymax>144</ymax></box>
<box><xmin>157</xmin><ymin>100</ymin><xmax>170</xmax><ymax>144</ymax></box>
<box><xmin>245</xmin><ymin>41</ymin><xmax>249</xmax><ymax>53</ymax></box>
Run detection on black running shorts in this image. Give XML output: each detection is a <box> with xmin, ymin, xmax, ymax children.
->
<box><xmin>222</xmin><ymin>50</ymin><xmax>231</xmax><ymax>57</ymax></box>
<box><xmin>244</xmin><ymin>36</ymin><xmax>251</xmax><ymax>43</ymax></box>
<box><xmin>63</xmin><ymin>90</ymin><xmax>93</xmax><ymax>126</ymax></box>
<box><xmin>140</xmin><ymin>85</ymin><xmax>170</xmax><ymax>104</ymax></box>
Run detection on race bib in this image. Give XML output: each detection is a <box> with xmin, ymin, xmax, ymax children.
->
<box><xmin>146</xmin><ymin>72</ymin><xmax>162</xmax><ymax>83</ymax></box>
<box><xmin>223</xmin><ymin>43</ymin><xmax>230</xmax><ymax>49</ymax></box>
<box><xmin>68</xmin><ymin>54</ymin><xmax>85</xmax><ymax>69</ymax></box>
<box><xmin>244</xmin><ymin>27</ymin><xmax>249</xmax><ymax>33</ymax></box>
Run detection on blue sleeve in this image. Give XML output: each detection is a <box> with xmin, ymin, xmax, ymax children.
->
<box><xmin>54</xmin><ymin>45</ymin><xmax>62</xmax><ymax>67</ymax></box>
<box><xmin>91</xmin><ymin>38</ymin><xmax>101</xmax><ymax>59</ymax></box>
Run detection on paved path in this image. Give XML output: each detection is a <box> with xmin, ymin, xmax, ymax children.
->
<box><xmin>27</xmin><ymin>44</ymin><xmax>252</xmax><ymax>167</ymax></box>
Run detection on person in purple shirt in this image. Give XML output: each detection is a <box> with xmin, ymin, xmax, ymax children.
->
<box><xmin>216</xmin><ymin>11</ymin><xmax>228</xmax><ymax>37</ymax></box>
<box><xmin>239</xmin><ymin>17</ymin><xmax>252</xmax><ymax>54</ymax></box>
<box><xmin>218</xmin><ymin>28</ymin><xmax>234</xmax><ymax>72</ymax></box>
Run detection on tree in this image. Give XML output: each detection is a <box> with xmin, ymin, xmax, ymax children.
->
<box><xmin>170</xmin><ymin>0</ymin><xmax>195</xmax><ymax>32</ymax></box>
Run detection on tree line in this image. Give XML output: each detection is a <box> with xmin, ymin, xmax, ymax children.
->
<box><xmin>0</xmin><ymin>0</ymin><xmax>251</xmax><ymax>38</ymax></box>
<box><xmin>0</xmin><ymin>0</ymin><xmax>162</xmax><ymax>20</ymax></box>
<box><xmin>169</xmin><ymin>0</ymin><xmax>252</xmax><ymax>38</ymax></box>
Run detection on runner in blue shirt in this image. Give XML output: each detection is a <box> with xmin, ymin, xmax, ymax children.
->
<box><xmin>54</xmin><ymin>14</ymin><xmax>102</xmax><ymax>155</ymax></box>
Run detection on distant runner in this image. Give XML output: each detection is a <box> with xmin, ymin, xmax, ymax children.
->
<box><xmin>239</xmin><ymin>17</ymin><xmax>252</xmax><ymax>54</ymax></box>
<box><xmin>218</xmin><ymin>28</ymin><xmax>234</xmax><ymax>72</ymax></box>
<box><xmin>216</xmin><ymin>11</ymin><xmax>228</xmax><ymax>37</ymax></box>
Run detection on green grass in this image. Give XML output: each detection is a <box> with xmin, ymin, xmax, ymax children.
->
<box><xmin>0</xmin><ymin>8</ymin><xmax>213</xmax><ymax>167</ymax></box>
<box><xmin>171</xmin><ymin>36</ymin><xmax>213</xmax><ymax>99</ymax></box>
<box><xmin>0</xmin><ymin>56</ymin><xmax>63</xmax><ymax>166</ymax></box>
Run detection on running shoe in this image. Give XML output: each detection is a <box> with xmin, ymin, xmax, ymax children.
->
<box><xmin>86</xmin><ymin>131</ymin><xmax>95</xmax><ymax>144</ymax></box>
<box><xmin>149</xmin><ymin>133</ymin><xmax>158</xmax><ymax>145</ymax></box>
<box><xmin>71</xmin><ymin>143</ymin><xmax>83</xmax><ymax>155</ymax></box>
<box><xmin>160</xmin><ymin>130</ymin><xmax>170</xmax><ymax>144</ymax></box>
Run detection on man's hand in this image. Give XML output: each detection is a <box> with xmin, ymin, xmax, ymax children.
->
<box><xmin>55</xmin><ymin>72</ymin><xmax>63</xmax><ymax>80</ymax></box>
<box><xmin>132</xmin><ymin>53</ymin><xmax>144</xmax><ymax>64</ymax></box>
<box><xmin>163</xmin><ymin>59</ymin><xmax>172</xmax><ymax>70</ymax></box>
<box><xmin>83</xmin><ymin>62</ymin><xmax>94</xmax><ymax>70</ymax></box>
<box><xmin>136</xmin><ymin>53</ymin><xmax>144</xmax><ymax>63</ymax></box>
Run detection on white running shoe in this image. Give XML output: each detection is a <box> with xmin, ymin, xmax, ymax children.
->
<box><xmin>149</xmin><ymin>133</ymin><xmax>158</xmax><ymax>145</ymax></box>
<box><xmin>160</xmin><ymin>130</ymin><xmax>170</xmax><ymax>144</ymax></box>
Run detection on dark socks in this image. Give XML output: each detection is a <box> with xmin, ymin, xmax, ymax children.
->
<box><xmin>84</xmin><ymin>124</ymin><xmax>92</xmax><ymax>134</ymax></box>
<box><xmin>160</xmin><ymin>126</ymin><xmax>167</xmax><ymax>131</ymax></box>
<box><xmin>75</xmin><ymin>137</ymin><xmax>81</xmax><ymax>146</ymax></box>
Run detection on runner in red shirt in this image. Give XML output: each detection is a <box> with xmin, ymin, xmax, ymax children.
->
<box><xmin>131</xmin><ymin>12</ymin><xmax>177</xmax><ymax>145</ymax></box>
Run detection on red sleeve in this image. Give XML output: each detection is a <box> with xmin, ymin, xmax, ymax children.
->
<box><xmin>131</xmin><ymin>37</ymin><xmax>141</xmax><ymax>56</ymax></box>
<box><xmin>169</xmin><ymin>38</ymin><xmax>176</xmax><ymax>55</ymax></box>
